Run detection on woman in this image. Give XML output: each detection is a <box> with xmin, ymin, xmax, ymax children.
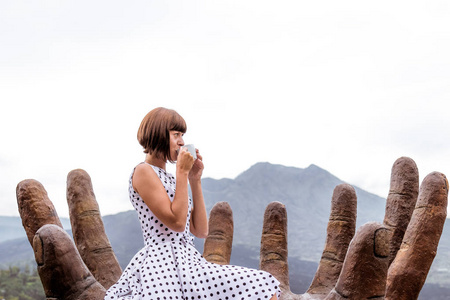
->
<box><xmin>105</xmin><ymin>107</ymin><xmax>280</xmax><ymax>299</ymax></box>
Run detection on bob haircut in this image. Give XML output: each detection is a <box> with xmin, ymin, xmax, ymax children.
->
<box><xmin>137</xmin><ymin>107</ymin><xmax>187</xmax><ymax>163</ymax></box>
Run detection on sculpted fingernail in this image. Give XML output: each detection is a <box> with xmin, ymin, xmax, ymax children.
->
<box><xmin>33</xmin><ymin>233</ymin><xmax>44</xmax><ymax>266</ymax></box>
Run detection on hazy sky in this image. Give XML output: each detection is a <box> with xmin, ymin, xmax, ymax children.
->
<box><xmin>1</xmin><ymin>1</ymin><xmax>449</xmax><ymax>218</ymax></box>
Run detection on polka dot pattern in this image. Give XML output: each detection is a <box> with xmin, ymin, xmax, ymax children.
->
<box><xmin>105</xmin><ymin>163</ymin><xmax>281</xmax><ymax>299</ymax></box>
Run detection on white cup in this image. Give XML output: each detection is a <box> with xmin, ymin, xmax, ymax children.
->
<box><xmin>182</xmin><ymin>144</ymin><xmax>197</xmax><ymax>159</ymax></box>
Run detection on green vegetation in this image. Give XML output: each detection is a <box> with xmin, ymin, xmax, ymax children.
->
<box><xmin>0</xmin><ymin>266</ymin><xmax>45</xmax><ymax>300</ymax></box>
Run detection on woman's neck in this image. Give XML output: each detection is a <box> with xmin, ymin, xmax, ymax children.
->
<box><xmin>145</xmin><ymin>153</ymin><xmax>166</xmax><ymax>170</ymax></box>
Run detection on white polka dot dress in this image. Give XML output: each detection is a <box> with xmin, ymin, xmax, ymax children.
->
<box><xmin>105</xmin><ymin>163</ymin><xmax>281</xmax><ymax>300</ymax></box>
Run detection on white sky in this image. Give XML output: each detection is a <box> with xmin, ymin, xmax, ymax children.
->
<box><xmin>1</xmin><ymin>0</ymin><xmax>449</xmax><ymax>218</ymax></box>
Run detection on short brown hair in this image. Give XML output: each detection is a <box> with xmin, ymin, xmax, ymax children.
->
<box><xmin>137</xmin><ymin>107</ymin><xmax>187</xmax><ymax>162</ymax></box>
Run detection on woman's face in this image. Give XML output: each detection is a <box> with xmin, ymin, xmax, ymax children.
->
<box><xmin>169</xmin><ymin>130</ymin><xmax>185</xmax><ymax>161</ymax></box>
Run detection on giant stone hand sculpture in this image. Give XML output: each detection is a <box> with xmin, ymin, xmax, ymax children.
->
<box><xmin>16</xmin><ymin>157</ymin><xmax>448</xmax><ymax>300</ymax></box>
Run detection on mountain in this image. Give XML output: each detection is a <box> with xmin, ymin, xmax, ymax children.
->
<box><xmin>0</xmin><ymin>216</ymin><xmax>71</xmax><ymax>244</ymax></box>
<box><xmin>0</xmin><ymin>217</ymin><xmax>71</xmax><ymax>269</ymax></box>
<box><xmin>0</xmin><ymin>216</ymin><xmax>30</xmax><ymax>243</ymax></box>
<box><xmin>201</xmin><ymin>163</ymin><xmax>386</xmax><ymax>261</ymax></box>
<box><xmin>1</xmin><ymin>162</ymin><xmax>449</xmax><ymax>297</ymax></box>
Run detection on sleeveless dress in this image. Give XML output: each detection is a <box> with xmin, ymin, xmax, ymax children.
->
<box><xmin>104</xmin><ymin>163</ymin><xmax>281</xmax><ymax>300</ymax></box>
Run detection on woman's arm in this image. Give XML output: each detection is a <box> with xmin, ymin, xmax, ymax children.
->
<box><xmin>189</xmin><ymin>179</ymin><xmax>208</xmax><ymax>238</ymax></box>
<box><xmin>133</xmin><ymin>151</ymin><xmax>194</xmax><ymax>232</ymax></box>
<box><xmin>188</xmin><ymin>151</ymin><xmax>209</xmax><ymax>238</ymax></box>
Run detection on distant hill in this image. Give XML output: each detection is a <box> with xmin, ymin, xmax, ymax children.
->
<box><xmin>0</xmin><ymin>216</ymin><xmax>30</xmax><ymax>243</ymax></box>
<box><xmin>0</xmin><ymin>216</ymin><xmax>71</xmax><ymax>244</ymax></box>
<box><xmin>0</xmin><ymin>217</ymin><xmax>71</xmax><ymax>269</ymax></box>
<box><xmin>201</xmin><ymin>162</ymin><xmax>387</xmax><ymax>261</ymax></box>
<box><xmin>1</xmin><ymin>162</ymin><xmax>449</xmax><ymax>298</ymax></box>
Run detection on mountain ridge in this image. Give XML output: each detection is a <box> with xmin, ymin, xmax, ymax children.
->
<box><xmin>200</xmin><ymin>162</ymin><xmax>387</xmax><ymax>260</ymax></box>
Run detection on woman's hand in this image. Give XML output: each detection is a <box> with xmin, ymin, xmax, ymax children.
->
<box><xmin>188</xmin><ymin>149</ymin><xmax>204</xmax><ymax>182</ymax></box>
<box><xmin>176</xmin><ymin>147</ymin><xmax>195</xmax><ymax>176</ymax></box>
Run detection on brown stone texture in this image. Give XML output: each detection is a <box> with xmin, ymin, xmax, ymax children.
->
<box><xmin>306</xmin><ymin>184</ymin><xmax>357</xmax><ymax>297</ymax></box>
<box><xmin>328</xmin><ymin>222</ymin><xmax>389</xmax><ymax>299</ymax></box>
<box><xmin>16</xmin><ymin>179</ymin><xmax>63</xmax><ymax>244</ymax></box>
<box><xmin>203</xmin><ymin>201</ymin><xmax>234</xmax><ymax>265</ymax></box>
<box><xmin>385</xmin><ymin>171</ymin><xmax>449</xmax><ymax>300</ymax></box>
<box><xmin>260</xmin><ymin>202</ymin><xmax>289</xmax><ymax>290</ymax></box>
<box><xmin>66</xmin><ymin>169</ymin><xmax>122</xmax><ymax>289</ymax></box>
<box><xmin>34</xmin><ymin>224</ymin><xmax>106</xmax><ymax>300</ymax></box>
<box><xmin>15</xmin><ymin>157</ymin><xmax>449</xmax><ymax>300</ymax></box>
<box><xmin>383</xmin><ymin>157</ymin><xmax>419</xmax><ymax>264</ymax></box>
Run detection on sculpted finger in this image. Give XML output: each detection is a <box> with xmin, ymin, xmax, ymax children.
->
<box><xmin>67</xmin><ymin>169</ymin><xmax>122</xmax><ymax>289</ymax></box>
<box><xmin>260</xmin><ymin>202</ymin><xmax>289</xmax><ymax>291</ymax></box>
<box><xmin>383</xmin><ymin>157</ymin><xmax>419</xmax><ymax>264</ymax></box>
<box><xmin>16</xmin><ymin>179</ymin><xmax>63</xmax><ymax>245</ymax></box>
<box><xmin>325</xmin><ymin>222</ymin><xmax>389</xmax><ymax>300</ymax></box>
<box><xmin>34</xmin><ymin>224</ymin><xmax>106</xmax><ymax>300</ymax></box>
<box><xmin>203</xmin><ymin>202</ymin><xmax>234</xmax><ymax>265</ymax></box>
<box><xmin>306</xmin><ymin>184</ymin><xmax>357</xmax><ymax>298</ymax></box>
<box><xmin>385</xmin><ymin>172</ymin><xmax>448</xmax><ymax>300</ymax></box>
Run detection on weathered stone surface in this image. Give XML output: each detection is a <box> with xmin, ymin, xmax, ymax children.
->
<box><xmin>260</xmin><ymin>202</ymin><xmax>289</xmax><ymax>290</ymax></box>
<box><xmin>385</xmin><ymin>172</ymin><xmax>448</xmax><ymax>300</ymax></box>
<box><xmin>15</xmin><ymin>157</ymin><xmax>449</xmax><ymax>300</ymax></box>
<box><xmin>203</xmin><ymin>201</ymin><xmax>233</xmax><ymax>265</ymax></box>
<box><xmin>67</xmin><ymin>169</ymin><xmax>122</xmax><ymax>289</ymax></box>
<box><xmin>306</xmin><ymin>184</ymin><xmax>356</xmax><ymax>297</ymax></box>
<box><xmin>326</xmin><ymin>222</ymin><xmax>389</xmax><ymax>300</ymax></box>
<box><xmin>16</xmin><ymin>179</ymin><xmax>63</xmax><ymax>244</ymax></box>
<box><xmin>383</xmin><ymin>157</ymin><xmax>419</xmax><ymax>264</ymax></box>
<box><xmin>34</xmin><ymin>224</ymin><xmax>106</xmax><ymax>300</ymax></box>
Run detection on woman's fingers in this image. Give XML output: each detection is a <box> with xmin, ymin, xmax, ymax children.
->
<box><xmin>178</xmin><ymin>148</ymin><xmax>195</xmax><ymax>172</ymax></box>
